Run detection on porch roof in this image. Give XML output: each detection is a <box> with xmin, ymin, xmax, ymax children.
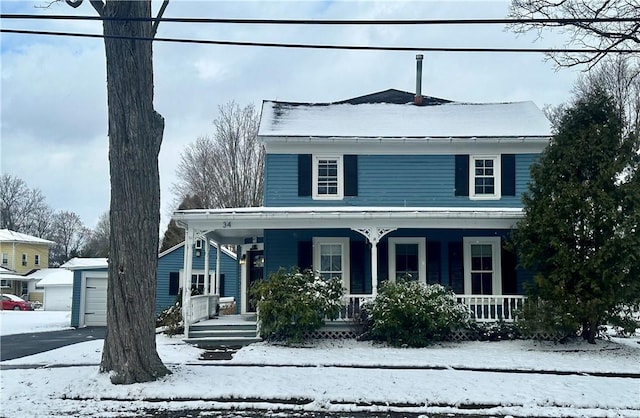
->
<box><xmin>173</xmin><ymin>206</ymin><xmax>523</xmax><ymax>244</ymax></box>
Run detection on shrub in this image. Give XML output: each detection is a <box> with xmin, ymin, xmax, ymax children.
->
<box><xmin>250</xmin><ymin>268</ymin><xmax>344</xmax><ymax>343</ymax></box>
<box><xmin>468</xmin><ymin>320</ymin><xmax>522</xmax><ymax>341</ymax></box>
<box><xmin>517</xmin><ymin>297</ymin><xmax>581</xmax><ymax>342</ymax></box>
<box><xmin>156</xmin><ymin>292</ymin><xmax>184</xmax><ymax>336</ymax></box>
<box><xmin>363</xmin><ymin>281</ymin><xmax>471</xmax><ymax>347</ymax></box>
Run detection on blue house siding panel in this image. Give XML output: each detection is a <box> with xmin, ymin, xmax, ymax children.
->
<box><xmin>264</xmin><ymin>228</ymin><xmax>532</xmax><ymax>295</ymax></box>
<box><xmin>264</xmin><ymin>154</ymin><xmax>538</xmax><ymax>208</ymax></box>
<box><xmin>156</xmin><ymin>245</ymin><xmax>239</xmax><ymax>316</ymax></box>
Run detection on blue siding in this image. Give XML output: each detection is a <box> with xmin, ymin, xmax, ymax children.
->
<box><xmin>264</xmin><ymin>153</ymin><xmax>539</xmax><ymax>208</ymax></box>
<box><xmin>156</xmin><ymin>244</ymin><xmax>239</xmax><ymax>316</ymax></box>
<box><xmin>265</xmin><ymin>228</ymin><xmax>533</xmax><ymax>295</ymax></box>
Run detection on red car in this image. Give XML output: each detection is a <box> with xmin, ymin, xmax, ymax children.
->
<box><xmin>1</xmin><ymin>294</ymin><xmax>34</xmax><ymax>311</ymax></box>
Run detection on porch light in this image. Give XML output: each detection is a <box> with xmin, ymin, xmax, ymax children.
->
<box><xmin>239</xmin><ymin>254</ymin><xmax>246</xmax><ymax>265</ymax></box>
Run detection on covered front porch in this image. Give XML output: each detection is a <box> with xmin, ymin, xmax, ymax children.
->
<box><xmin>174</xmin><ymin>206</ymin><xmax>528</xmax><ymax>335</ymax></box>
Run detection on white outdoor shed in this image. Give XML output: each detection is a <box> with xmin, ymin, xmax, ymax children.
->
<box><xmin>26</xmin><ymin>269</ymin><xmax>74</xmax><ymax>311</ymax></box>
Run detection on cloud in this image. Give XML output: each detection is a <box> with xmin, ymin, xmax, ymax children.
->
<box><xmin>2</xmin><ymin>0</ymin><xmax>580</xmax><ymax>231</ymax></box>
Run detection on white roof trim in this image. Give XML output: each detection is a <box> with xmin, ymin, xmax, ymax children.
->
<box><xmin>158</xmin><ymin>240</ymin><xmax>237</xmax><ymax>260</ymax></box>
<box><xmin>0</xmin><ymin>229</ymin><xmax>55</xmax><ymax>245</ymax></box>
<box><xmin>173</xmin><ymin>206</ymin><xmax>523</xmax><ymax>242</ymax></box>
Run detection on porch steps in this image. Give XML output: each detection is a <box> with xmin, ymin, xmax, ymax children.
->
<box><xmin>185</xmin><ymin>315</ymin><xmax>261</xmax><ymax>348</ymax></box>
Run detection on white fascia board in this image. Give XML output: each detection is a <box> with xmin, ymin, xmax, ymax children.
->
<box><xmin>262</xmin><ymin>136</ymin><xmax>550</xmax><ymax>155</ymax></box>
<box><xmin>173</xmin><ymin>207</ymin><xmax>523</xmax><ymax>234</ymax></box>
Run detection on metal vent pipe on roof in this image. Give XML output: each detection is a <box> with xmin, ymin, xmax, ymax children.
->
<box><xmin>414</xmin><ymin>54</ymin><xmax>423</xmax><ymax>105</ymax></box>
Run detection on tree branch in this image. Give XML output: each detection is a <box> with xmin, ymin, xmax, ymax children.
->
<box><xmin>89</xmin><ymin>0</ymin><xmax>105</xmax><ymax>16</ymax></box>
<box><xmin>152</xmin><ymin>0</ymin><xmax>170</xmax><ymax>37</ymax></box>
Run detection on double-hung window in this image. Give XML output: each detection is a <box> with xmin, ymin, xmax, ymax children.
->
<box><xmin>470</xmin><ymin>156</ymin><xmax>501</xmax><ymax>200</ymax></box>
<box><xmin>191</xmin><ymin>273</ymin><xmax>211</xmax><ymax>295</ymax></box>
<box><xmin>34</xmin><ymin>254</ymin><xmax>40</xmax><ymax>266</ymax></box>
<box><xmin>313</xmin><ymin>237</ymin><xmax>350</xmax><ymax>292</ymax></box>
<box><xmin>388</xmin><ymin>237</ymin><xmax>426</xmax><ymax>284</ymax></box>
<box><xmin>313</xmin><ymin>155</ymin><xmax>343</xmax><ymax>199</ymax></box>
<box><xmin>21</xmin><ymin>253</ymin><xmax>27</xmax><ymax>266</ymax></box>
<box><xmin>1</xmin><ymin>253</ymin><xmax>7</xmax><ymax>265</ymax></box>
<box><xmin>463</xmin><ymin>237</ymin><xmax>501</xmax><ymax>295</ymax></box>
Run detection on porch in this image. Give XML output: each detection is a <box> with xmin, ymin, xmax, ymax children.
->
<box><xmin>183</xmin><ymin>293</ymin><xmax>526</xmax><ymax>347</ymax></box>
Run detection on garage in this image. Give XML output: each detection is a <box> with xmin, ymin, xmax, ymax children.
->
<box><xmin>84</xmin><ymin>275</ymin><xmax>107</xmax><ymax>326</ymax></box>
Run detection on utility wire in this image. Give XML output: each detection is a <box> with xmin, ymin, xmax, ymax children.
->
<box><xmin>2</xmin><ymin>28</ymin><xmax>639</xmax><ymax>53</ymax></box>
<box><xmin>1</xmin><ymin>14</ymin><xmax>639</xmax><ymax>25</ymax></box>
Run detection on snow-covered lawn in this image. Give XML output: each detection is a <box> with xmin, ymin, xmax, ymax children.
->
<box><xmin>1</xmin><ymin>311</ymin><xmax>639</xmax><ymax>417</ymax></box>
<box><xmin>0</xmin><ymin>310</ymin><xmax>72</xmax><ymax>336</ymax></box>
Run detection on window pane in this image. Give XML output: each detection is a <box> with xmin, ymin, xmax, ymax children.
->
<box><xmin>396</xmin><ymin>243</ymin><xmax>419</xmax><ymax>280</ymax></box>
<box><xmin>317</xmin><ymin>159</ymin><xmax>339</xmax><ymax>196</ymax></box>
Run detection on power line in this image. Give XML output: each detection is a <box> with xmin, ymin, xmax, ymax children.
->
<box><xmin>2</xmin><ymin>28</ymin><xmax>639</xmax><ymax>54</ymax></box>
<box><xmin>1</xmin><ymin>14</ymin><xmax>638</xmax><ymax>25</ymax></box>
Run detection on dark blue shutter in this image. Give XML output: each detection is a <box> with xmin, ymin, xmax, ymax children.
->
<box><xmin>298</xmin><ymin>154</ymin><xmax>312</xmax><ymax>197</ymax></box>
<box><xmin>427</xmin><ymin>241</ymin><xmax>441</xmax><ymax>285</ymax></box>
<box><xmin>377</xmin><ymin>241</ymin><xmax>388</xmax><ymax>282</ymax></box>
<box><xmin>169</xmin><ymin>272</ymin><xmax>179</xmax><ymax>296</ymax></box>
<box><xmin>350</xmin><ymin>240</ymin><xmax>366</xmax><ymax>293</ymax></box>
<box><xmin>501</xmin><ymin>241</ymin><xmax>518</xmax><ymax>294</ymax></box>
<box><xmin>297</xmin><ymin>241</ymin><xmax>313</xmax><ymax>271</ymax></box>
<box><xmin>501</xmin><ymin>154</ymin><xmax>516</xmax><ymax>196</ymax></box>
<box><xmin>455</xmin><ymin>155</ymin><xmax>469</xmax><ymax>196</ymax></box>
<box><xmin>344</xmin><ymin>155</ymin><xmax>358</xmax><ymax>197</ymax></box>
<box><xmin>448</xmin><ymin>242</ymin><xmax>464</xmax><ymax>293</ymax></box>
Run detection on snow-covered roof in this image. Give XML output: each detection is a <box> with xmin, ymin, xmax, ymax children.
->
<box><xmin>259</xmin><ymin>100</ymin><xmax>552</xmax><ymax>139</ymax></box>
<box><xmin>60</xmin><ymin>257</ymin><xmax>108</xmax><ymax>270</ymax></box>
<box><xmin>25</xmin><ymin>269</ymin><xmax>73</xmax><ymax>286</ymax></box>
<box><xmin>0</xmin><ymin>229</ymin><xmax>55</xmax><ymax>245</ymax></box>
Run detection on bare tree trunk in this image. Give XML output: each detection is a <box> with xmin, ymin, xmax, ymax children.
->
<box><xmin>99</xmin><ymin>1</ymin><xmax>170</xmax><ymax>384</ymax></box>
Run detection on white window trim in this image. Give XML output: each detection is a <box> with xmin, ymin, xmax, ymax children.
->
<box><xmin>388</xmin><ymin>237</ymin><xmax>427</xmax><ymax>284</ymax></box>
<box><xmin>469</xmin><ymin>155</ymin><xmax>501</xmax><ymax>200</ymax></box>
<box><xmin>312</xmin><ymin>154</ymin><xmax>344</xmax><ymax>200</ymax></box>
<box><xmin>34</xmin><ymin>254</ymin><xmax>40</xmax><ymax>266</ymax></box>
<box><xmin>22</xmin><ymin>253</ymin><xmax>27</xmax><ymax>266</ymax></box>
<box><xmin>313</xmin><ymin>237</ymin><xmax>350</xmax><ymax>293</ymax></box>
<box><xmin>463</xmin><ymin>236</ymin><xmax>502</xmax><ymax>295</ymax></box>
<box><xmin>1</xmin><ymin>253</ymin><xmax>8</xmax><ymax>265</ymax></box>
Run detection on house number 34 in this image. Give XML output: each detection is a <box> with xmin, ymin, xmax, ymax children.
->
<box><xmin>223</xmin><ymin>221</ymin><xmax>232</xmax><ymax>228</ymax></box>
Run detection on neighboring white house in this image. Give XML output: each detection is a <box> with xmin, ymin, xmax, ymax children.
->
<box><xmin>26</xmin><ymin>269</ymin><xmax>73</xmax><ymax>311</ymax></box>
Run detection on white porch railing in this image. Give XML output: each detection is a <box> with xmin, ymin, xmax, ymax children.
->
<box><xmin>456</xmin><ymin>295</ymin><xmax>526</xmax><ymax>322</ymax></box>
<box><xmin>187</xmin><ymin>294</ymin><xmax>219</xmax><ymax>325</ymax></box>
<box><xmin>335</xmin><ymin>294</ymin><xmax>373</xmax><ymax>320</ymax></box>
<box><xmin>331</xmin><ymin>294</ymin><xmax>526</xmax><ymax>322</ymax></box>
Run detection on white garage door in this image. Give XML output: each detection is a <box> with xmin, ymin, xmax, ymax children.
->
<box><xmin>84</xmin><ymin>276</ymin><xmax>107</xmax><ymax>326</ymax></box>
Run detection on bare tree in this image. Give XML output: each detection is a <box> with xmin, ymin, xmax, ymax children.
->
<box><xmin>574</xmin><ymin>55</ymin><xmax>640</xmax><ymax>135</ymax></box>
<box><xmin>508</xmin><ymin>0</ymin><xmax>640</xmax><ymax>69</ymax></box>
<box><xmin>49</xmin><ymin>211</ymin><xmax>88</xmax><ymax>266</ymax></box>
<box><xmin>0</xmin><ymin>173</ymin><xmax>53</xmax><ymax>237</ymax></box>
<box><xmin>82</xmin><ymin>211</ymin><xmax>110</xmax><ymax>258</ymax></box>
<box><xmin>64</xmin><ymin>0</ymin><xmax>171</xmax><ymax>383</ymax></box>
<box><xmin>173</xmin><ymin>102</ymin><xmax>264</xmax><ymax>209</ymax></box>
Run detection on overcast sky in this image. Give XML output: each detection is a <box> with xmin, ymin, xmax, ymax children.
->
<box><xmin>0</xmin><ymin>0</ymin><xmax>582</xmax><ymax>232</ymax></box>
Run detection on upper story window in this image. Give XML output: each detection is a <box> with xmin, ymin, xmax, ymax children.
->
<box><xmin>313</xmin><ymin>155</ymin><xmax>343</xmax><ymax>199</ymax></box>
<box><xmin>1</xmin><ymin>253</ymin><xmax>7</xmax><ymax>265</ymax></box>
<box><xmin>455</xmin><ymin>154</ymin><xmax>515</xmax><ymax>199</ymax></box>
<box><xmin>22</xmin><ymin>253</ymin><xmax>27</xmax><ymax>266</ymax></box>
<box><xmin>470</xmin><ymin>156</ymin><xmax>501</xmax><ymax>200</ymax></box>
<box><xmin>34</xmin><ymin>254</ymin><xmax>40</xmax><ymax>266</ymax></box>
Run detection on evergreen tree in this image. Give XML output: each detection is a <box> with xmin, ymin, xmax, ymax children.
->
<box><xmin>513</xmin><ymin>87</ymin><xmax>640</xmax><ymax>343</ymax></box>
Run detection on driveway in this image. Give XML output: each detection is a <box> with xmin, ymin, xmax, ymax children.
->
<box><xmin>0</xmin><ymin>327</ymin><xmax>106</xmax><ymax>361</ymax></box>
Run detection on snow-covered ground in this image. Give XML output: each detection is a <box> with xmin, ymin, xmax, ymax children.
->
<box><xmin>1</xmin><ymin>311</ymin><xmax>639</xmax><ymax>417</ymax></box>
<box><xmin>0</xmin><ymin>310</ymin><xmax>72</xmax><ymax>336</ymax></box>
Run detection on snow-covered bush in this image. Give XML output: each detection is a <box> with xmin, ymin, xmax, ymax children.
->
<box><xmin>156</xmin><ymin>293</ymin><xmax>184</xmax><ymax>336</ymax></box>
<box><xmin>250</xmin><ymin>268</ymin><xmax>344</xmax><ymax>343</ymax></box>
<box><xmin>363</xmin><ymin>281</ymin><xmax>471</xmax><ymax>347</ymax></box>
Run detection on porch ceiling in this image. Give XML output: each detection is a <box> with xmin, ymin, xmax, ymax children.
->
<box><xmin>174</xmin><ymin>206</ymin><xmax>523</xmax><ymax>244</ymax></box>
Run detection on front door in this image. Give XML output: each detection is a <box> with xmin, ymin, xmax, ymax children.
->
<box><xmin>246</xmin><ymin>250</ymin><xmax>264</xmax><ymax>312</ymax></box>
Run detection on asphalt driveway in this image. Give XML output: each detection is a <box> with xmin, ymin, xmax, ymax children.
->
<box><xmin>0</xmin><ymin>327</ymin><xmax>106</xmax><ymax>361</ymax></box>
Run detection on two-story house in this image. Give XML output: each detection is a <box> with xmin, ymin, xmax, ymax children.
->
<box><xmin>0</xmin><ymin>229</ymin><xmax>55</xmax><ymax>299</ymax></box>
<box><xmin>173</xmin><ymin>83</ymin><xmax>551</xmax><ymax>329</ymax></box>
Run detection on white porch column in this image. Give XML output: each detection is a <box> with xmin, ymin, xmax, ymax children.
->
<box><xmin>203</xmin><ymin>235</ymin><xmax>210</xmax><ymax>295</ymax></box>
<box><xmin>215</xmin><ymin>242</ymin><xmax>221</xmax><ymax>295</ymax></box>
<box><xmin>352</xmin><ymin>227</ymin><xmax>396</xmax><ymax>297</ymax></box>
<box><xmin>182</xmin><ymin>228</ymin><xmax>195</xmax><ymax>336</ymax></box>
